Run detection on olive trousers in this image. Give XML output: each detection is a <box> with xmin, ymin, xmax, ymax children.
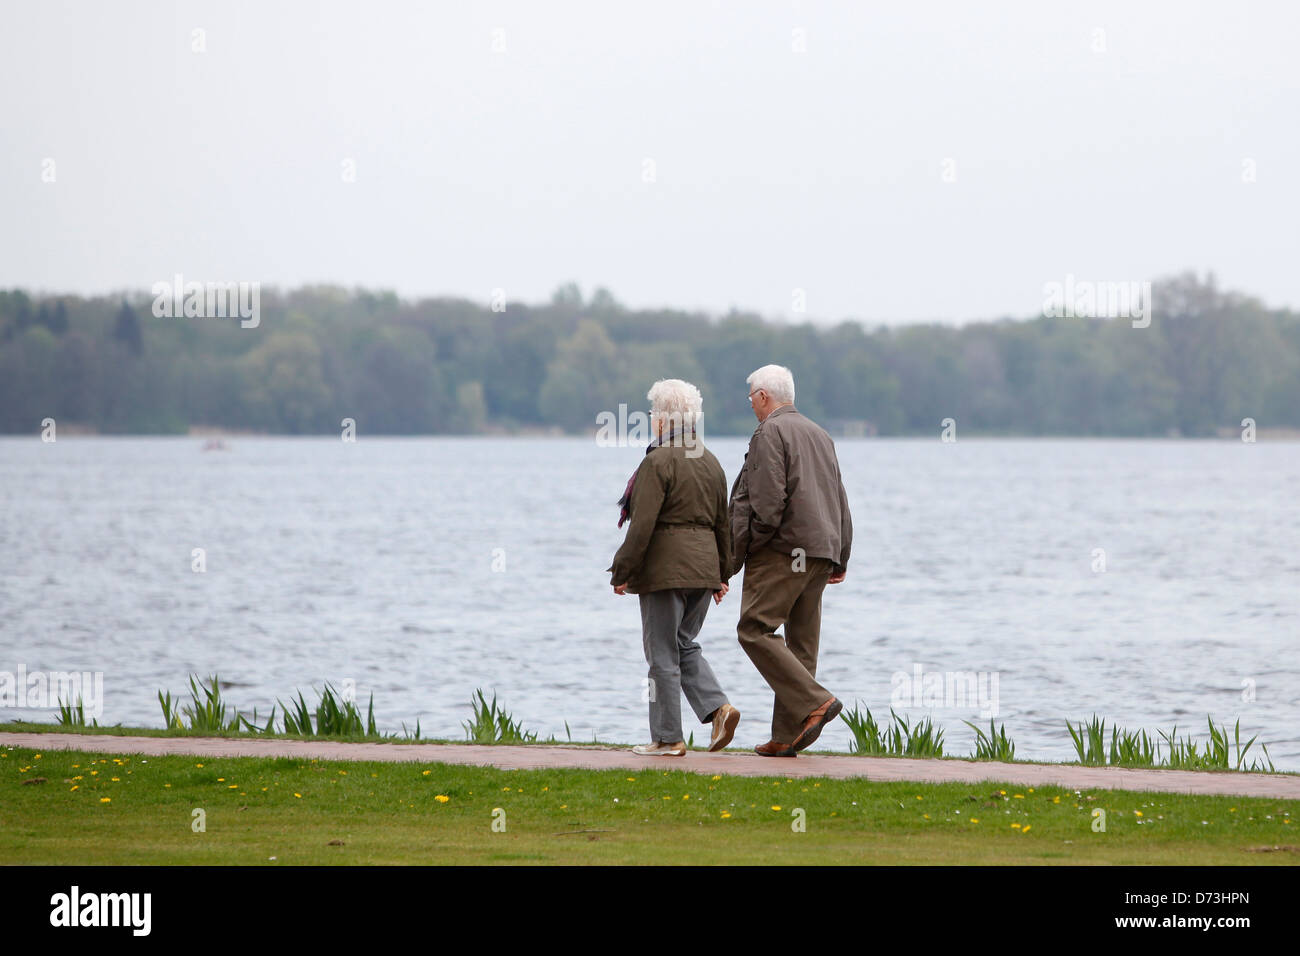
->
<box><xmin>736</xmin><ymin>546</ymin><xmax>834</xmax><ymax>743</ymax></box>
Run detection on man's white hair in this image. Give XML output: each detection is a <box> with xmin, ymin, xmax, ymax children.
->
<box><xmin>746</xmin><ymin>364</ymin><xmax>795</xmax><ymax>405</ymax></box>
<box><xmin>647</xmin><ymin>378</ymin><xmax>703</xmax><ymax>432</ymax></box>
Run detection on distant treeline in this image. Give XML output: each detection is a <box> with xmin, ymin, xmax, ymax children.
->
<box><xmin>2</xmin><ymin>272</ymin><xmax>1297</xmax><ymax>436</ymax></box>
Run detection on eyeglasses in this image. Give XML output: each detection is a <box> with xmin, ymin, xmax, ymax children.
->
<box><xmin>748</xmin><ymin>389</ymin><xmax>763</xmax><ymax>401</ymax></box>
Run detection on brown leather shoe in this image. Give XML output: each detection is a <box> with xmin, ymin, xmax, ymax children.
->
<box><xmin>709</xmin><ymin>704</ymin><xmax>741</xmax><ymax>752</ymax></box>
<box><xmin>791</xmin><ymin>697</ymin><xmax>843</xmax><ymax>752</ymax></box>
<box><xmin>754</xmin><ymin>738</ymin><xmax>796</xmax><ymax>757</ymax></box>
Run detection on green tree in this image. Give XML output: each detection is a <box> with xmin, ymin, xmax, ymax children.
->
<box><xmin>113</xmin><ymin>301</ymin><xmax>143</xmax><ymax>357</ymax></box>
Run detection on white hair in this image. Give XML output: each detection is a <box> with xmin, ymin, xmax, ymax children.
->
<box><xmin>746</xmin><ymin>364</ymin><xmax>795</xmax><ymax>404</ymax></box>
<box><xmin>647</xmin><ymin>378</ymin><xmax>703</xmax><ymax>432</ymax></box>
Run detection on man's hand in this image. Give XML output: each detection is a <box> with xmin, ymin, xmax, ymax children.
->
<box><xmin>827</xmin><ymin>569</ymin><xmax>846</xmax><ymax>585</ymax></box>
<box><xmin>713</xmin><ymin>582</ymin><xmax>729</xmax><ymax>604</ymax></box>
<box><xmin>613</xmin><ymin>582</ymin><xmax>628</xmax><ymax>595</ymax></box>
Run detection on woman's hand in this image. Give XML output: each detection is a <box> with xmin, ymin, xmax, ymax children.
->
<box><xmin>713</xmin><ymin>582</ymin><xmax>729</xmax><ymax>604</ymax></box>
<box><xmin>613</xmin><ymin>582</ymin><xmax>628</xmax><ymax>595</ymax></box>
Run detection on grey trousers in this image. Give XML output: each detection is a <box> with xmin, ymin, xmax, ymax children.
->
<box><xmin>638</xmin><ymin>587</ymin><xmax>729</xmax><ymax>744</ymax></box>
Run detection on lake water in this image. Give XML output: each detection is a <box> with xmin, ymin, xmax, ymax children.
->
<box><xmin>2</xmin><ymin>436</ymin><xmax>1298</xmax><ymax>769</ymax></box>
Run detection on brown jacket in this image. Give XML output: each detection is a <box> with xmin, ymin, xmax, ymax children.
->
<box><xmin>728</xmin><ymin>404</ymin><xmax>852</xmax><ymax>576</ymax></box>
<box><xmin>608</xmin><ymin>438</ymin><xmax>733</xmax><ymax>593</ymax></box>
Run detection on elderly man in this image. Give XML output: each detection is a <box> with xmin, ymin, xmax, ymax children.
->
<box><xmin>729</xmin><ymin>364</ymin><xmax>852</xmax><ymax>757</ymax></box>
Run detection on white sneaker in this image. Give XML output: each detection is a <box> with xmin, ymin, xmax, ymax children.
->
<box><xmin>632</xmin><ymin>740</ymin><xmax>686</xmax><ymax>756</ymax></box>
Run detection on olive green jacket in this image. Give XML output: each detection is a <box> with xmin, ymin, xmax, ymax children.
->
<box><xmin>608</xmin><ymin>438</ymin><xmax>733</xmax><ymax>594</ymax></box>
<box><xmin>728</xmin><ymin>404</ymin><xmax>853</xmax><ymax>577</ymax></box>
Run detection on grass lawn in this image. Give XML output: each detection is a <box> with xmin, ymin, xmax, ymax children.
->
<box><xmin>2</xmin><ymin>745</ymin><xmax>1297</xmax><ymax>864</ymax></box>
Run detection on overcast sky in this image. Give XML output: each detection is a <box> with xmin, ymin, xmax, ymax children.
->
<box><xmin>3</xmin><ymin>1</ymin><xmax>1298</xmax><ymax>324</ymax></box>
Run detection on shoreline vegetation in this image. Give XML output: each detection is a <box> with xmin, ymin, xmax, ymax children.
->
<box><xmin>10</xmin><ymin>675</ymin><xmax>1287</xmax><ymax>777</ymax></box>
<box><xmin>4</xmin><ymin>272</ymin><xmax>1300</xmax><ymax>439</ymax></box>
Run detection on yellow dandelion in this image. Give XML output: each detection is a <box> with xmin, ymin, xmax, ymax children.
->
<box><xmin>923</xmin><ymin>813</ymin><xmax>930</xmax><ymax>820</ymax></box>
<box><xmin>1022</xmin><ymin>825</ymin><xmax>1031</xmax><ymax>833</ymax></box>
<box><xmin>1011</xmin><ymin>823</ymin><xmax>1021</xmax><ymax>829</ymax></box>
<box><xmin>423</xmin><ymin>770</ymin><xmax>432</xmax><ymax>776</ymax></box>
<box><xmin>682</xmin><ymin>794</ymin><xmax>690</xmax><ymax>800</ymax></box>
<box><xmin>1013</xmin><ymin>794</ymin><xmax>1024</xmax><ymax>799</ymax></box>
<box><xmin>196</xmin><ymin>763</ymin><xmax>203</xmax><ymax>768</ymax></box>
<box><xmin>294</xmin><ymin>793</ymin><xmax>302</xmax><ymax>798</ymax></box>
<box><xmin>970</xmin><ymin>817</ymin><xmax>979</xmax><ymax>823</ymax></box>
<box><xmin>217</xmin><ymin>777</ymin><xmax>225</xmax><ymax>782</ymax></box>
<box><xmin>711</xmin><ymin>775</ymin><xmax>721</xmax><ymax>781</ymax></box>
<box><xmin>70</xmin><ymin>785</ymin><xmax>78</xmax><ymax>791</ymax></box>
<box><xmin>771</xmin><ymin>805</ymin><xmax>782</xmax><ymax>811</ymax></box>
<box><xmin>435</xmin><ymin>795</ymin><xmax>450</xmax><ymax>803</ymax></box>
<box><xmin>99</xmin><ymin>797</ymin><xmax>111</xmax><ymax>804</ymax></box>
<box><xmin>720</xmin><ymin>811</ymin><xmax>732</xmax><ymax>819</ymax></box>
<box><xmin>227</xmin><ymin>784</ymin><xmax>237</xmax><ymax>789</ymax></box>
<box><xmin>1134</xmin><ymin>810</ymin><xmax>1143</xmax><ymax>817</ymax></box>
<box><xmin>627</xmin><ymin>777</ymin><xmax>637</xmax><ymax>782</ymax></box>
<box><xmin>111</xmin><ymin>777</ymin><xmax>120</xmax><ymax>782</ymax></box>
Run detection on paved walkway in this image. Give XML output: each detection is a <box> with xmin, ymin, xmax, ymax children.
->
<box><xmin>3</xmin><ymin>732</ymin><xmax>1297</xmax><ymax>799</ymax></box>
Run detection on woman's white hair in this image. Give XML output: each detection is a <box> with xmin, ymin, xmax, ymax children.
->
<box><xmin>746</xmin><ymin>364</ymin><xmax>795</xmax><ymax>404</ymax></box>
<box><xmin>647</xmin><ymin>378</ymin><xmax>703</xmax><ymax>433</ymax></box>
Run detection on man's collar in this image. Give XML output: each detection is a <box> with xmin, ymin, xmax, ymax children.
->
<box><xmin>765</xmin><ymin>403</ymin><xmax>796</xmax><ymax>421</ymax></box>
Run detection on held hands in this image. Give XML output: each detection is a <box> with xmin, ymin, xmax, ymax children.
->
<box><xmin>615</xmin><ymin>582</ymin><xmax>732</xmax><ymax>600</ymax></box>
<box><xmin>828</xmin><ymin>569</ymin><xmax>846</xmax><ymax>584</ymax></box>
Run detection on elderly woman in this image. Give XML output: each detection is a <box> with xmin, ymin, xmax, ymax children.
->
<box><xmin>608</xmin><ymin>379</ymin><xmax>740</xmax><ymax>756</ymax></box>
